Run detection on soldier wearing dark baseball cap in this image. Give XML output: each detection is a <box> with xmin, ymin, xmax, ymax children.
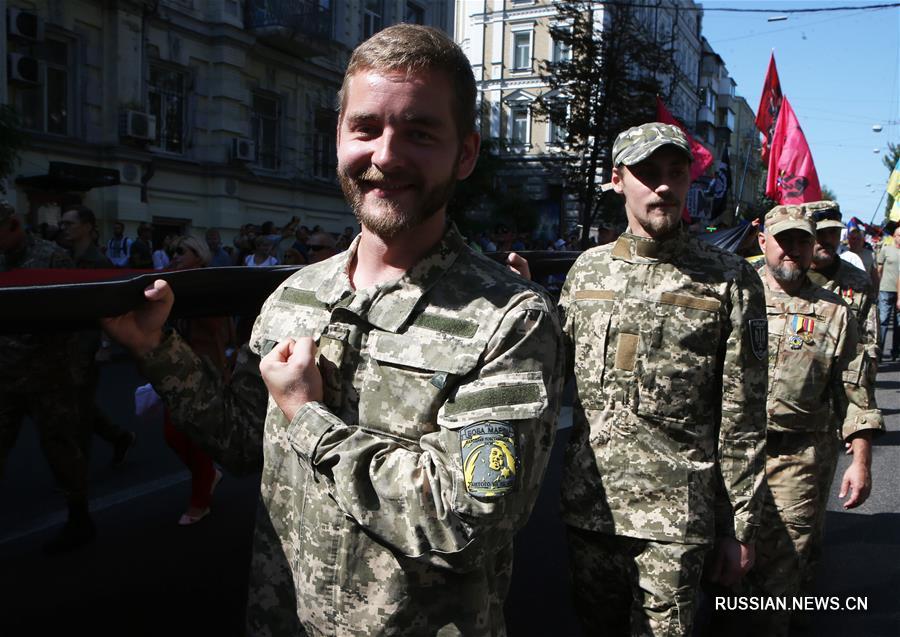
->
<box><xmin>611</xmin><ymin>122</ymin><xmax>693</xmax><ymax>167</ymax></box>
<box><xmin>805</xmin><ymin>200</ymin><xmax>844</xmax><ymax>230</ymax></box>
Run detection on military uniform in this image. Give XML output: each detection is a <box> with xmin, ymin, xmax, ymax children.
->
<box><xmin>559</xmin><ymin>229</ymin><xmax>768</xmax><ymax>636</ymax></box>
<box><xmin>712</xmin><ymin>205</ymin><xmax>884</xmax><ymax>637</ymax></box>
<box><xmin>0</xmin><ymin>235</ymin><xmax>87</xmax><ymax>506</ymax></box>
<box><xmin>138</xmin><ymin>225</ymin><xmax>564</xmax><ymax>636</ymax></box>
<box><xmin>68</xmin><ymin>245</ymin><xmax>135</xmax><ymax>463</ymax></box>
<box><xmin>740</xmin><ymin>273</ymin><xmax>882</xmax><ymax>636</ymax></box>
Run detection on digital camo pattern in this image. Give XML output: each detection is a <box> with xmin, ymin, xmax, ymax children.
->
<box><xmin>0</xmin><ymin>235</ymin><xmax>75</xmax><ymax>392</ymax></box>
<box><xmin>710</xmin><ymin>431</ymin><xmax>840</xmax><ymax>637</ymax></box>
<box><xmin>612</xmin><ymin>123</ymin><xmax>692</xmax><ymax>167</ymax></box>
<box><xmin>567</xmin><ymin>528</ymin><xmax>708</xmax><ymax>637</ymax></box>
<box><xmin>807</xmin><ymin>259</ymin><xmax>883</xmax><ymax>422</ymax></box>
<box><xmin>558</xmin><ymin>231</ymin><xmax>768</xmax><ymax>545</ymax></box>
<box><xmin>140</xmin><ymin>224</ymin><xmax>564</xmax><ymax>636</ymax></box>
<box><xmin>761</xmin><ymin>273</ymin><xmax>884</xmax><ymax>440</ymax></box>
<box><xmin>0</xmin><ymin>235</ymin><xmax>85</xmax><ymax>503</ymax></box>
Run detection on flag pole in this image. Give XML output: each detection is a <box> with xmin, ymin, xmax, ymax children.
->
<box><xmin>870</xmin><ymin>189</ymin><xmax>887</xmax><ymax>226</ymax></box>
<box><xmin>736</xmin><ymin>139</ymin><xmax>754</xmax><ymax>212</ymax></box>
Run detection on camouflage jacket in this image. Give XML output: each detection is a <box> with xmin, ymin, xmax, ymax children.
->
<box><xmin>762</xmin><ymin>272</ymin><xmax>883</xmax><ymax>440</ymax></box>
<box><xmin>559</xmin><ymin>231</ymin><xmax>768</xmax><ymax>545</ymax></box>
<box><xmin>0</xmin><ymin>235</ymin><xmax>74</xmax><ymax>391</ymax></box>
<box><xmin>140</xmin><ymin>225</ymin><xmax>564</xmax><ymax>636</ymax></box>
<box><xmin>808</xmin><ymin>260</ymin><xmax>881</xmax><ymax>389</ymax></box>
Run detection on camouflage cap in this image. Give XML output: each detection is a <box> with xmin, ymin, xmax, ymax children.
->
<box><xmin>805</xmin><ymin>200</ymin><xmax>844</xmax><ymax>230</ymax></box>
<box><xmin>764</xmin><ymin>204</ymin><xmax>816</xmax><ymax>237</ymax></box>
<box><xmin>0</xmin><ymin>200</ymin><xmax>14</xmax><ymax>224</ymax></box>
<box><xmin>612</xmin><ymin>122</ymin><xmax>693</xmax><ymax>167</ymax></box>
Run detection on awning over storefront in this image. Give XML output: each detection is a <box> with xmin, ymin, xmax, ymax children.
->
<box><xmin>15</xmin><ymin>161</ymin><xmax>120</xmax><ymax>192</ymax></box>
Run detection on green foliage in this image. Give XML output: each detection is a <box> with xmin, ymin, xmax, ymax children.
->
<box><xmin>820</xmin><ymin>184</ymin><xmax>837</xmax><ymax>203</ymax></box>
<box><xmin>531</xmin><ymin>0</ymin><xmax>677</xmax><ymax>248</ymax></box>
<box><xmin>0</xmin><ymin>105</ymin><xmax>26</xmax><ymax>194</ymax></box>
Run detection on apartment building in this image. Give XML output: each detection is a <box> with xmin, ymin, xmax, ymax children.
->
<box><xmin>456</xmin><ymin>0</ymin><xmax>706</xmax><ymax>236</ymax></box>
<box><xmin>1</xmin><ymin>0</ymin><xmax>452</xmax><ymax>242</ymax></box>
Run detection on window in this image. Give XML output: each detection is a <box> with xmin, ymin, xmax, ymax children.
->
<box><xmin>8</xmin><ymin>36</ymin><xmax>72</xmax><ymax>135</ymax></box>
<box><xmin>252</xmin><ymin>92</ymin><xmax>280</xmax><ymax>170</ymax></box>
<box><xmin>312</xmin><ymin>107</ymin><xmax>337</xmax><ymax>180</ymax></box>
<box><xmin>404</xmin><ymin>1</ymin><xmax>424</xmax><ymax>24</ymax></box>
<box><xmin>552</xmin><ymin>30</ymin><xmax>571</xmax><ymax>63</ymax></box>
<box><xmin>510</xmin><ymin>106</ymin><xmax>529</xmax><ymax>145</ymax></box>
<box><xmin>512</xmin><ymin>31</ymin><xmax>531</xmax><ymax>71</ymax></box>
<box><xmin>549</xmin><ymin>120</ymin><xmax>566</xmax><ymax>145</ymax></box>
<box><xmin>148</xmin><ymin>65</ymin><xmax>186</xmax><ymax>153</ymax></box>
<box><xmin>363</xmin><ymin>0</ymin><xmax>383</xmax><ymax>39</ymax></box>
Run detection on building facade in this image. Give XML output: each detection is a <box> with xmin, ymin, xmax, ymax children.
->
<box><xmin>730</xmin><ymin>94</ymin><xmax>763</xmax><ymax>221</ymax></box>
<box><xmin>457</xmin><ymin>0</ymin><xmax>709</xmax><ymax>239</ymax></box>
<box><xmin>2</xmin><ymin>0</ymin><xmax>452</xmax><ymax>245</ymax></box>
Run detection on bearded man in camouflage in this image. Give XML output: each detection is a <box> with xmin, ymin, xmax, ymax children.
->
<box><xmin>558</xmin><ymin>123</ymin><xmax>768</xmax><ymax>636</ymax></box>
<box><xmin>710</xmin><ymin>205</ymin><xmax>882</xmax><ymax>636</ymax></box>
<box><xmin>102</xmin><ymin>25</ymin><xmax>563</xmax><ymax>636</ymax></box>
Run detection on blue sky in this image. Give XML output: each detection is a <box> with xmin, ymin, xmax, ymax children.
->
<box><xmin>701</xmin><ymin>0</ymin><xmax>899</xmax><ymax>223</ymax></box>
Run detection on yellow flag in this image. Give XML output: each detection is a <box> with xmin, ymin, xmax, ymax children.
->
<box><xmin>888</xmin><ymin>159</ymin><xmax>900</xmax><ymax>199</ymax></box>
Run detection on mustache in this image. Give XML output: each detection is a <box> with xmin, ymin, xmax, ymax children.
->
<box><xmin>354</xmin><ymin>166</ymin><xmax>411</xmax><ymax>185</ymax></box>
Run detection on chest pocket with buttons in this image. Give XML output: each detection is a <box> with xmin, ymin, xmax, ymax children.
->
<box><xmin>767</xmin><ymin>308</ymin><xmax>837</xmax><ymax>428</ymax></box>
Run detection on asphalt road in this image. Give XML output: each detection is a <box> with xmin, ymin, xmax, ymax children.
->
<box><xmin>0</xmin><ymin>353</ymin><xmax>898</xmax><ymax>636</ymax></box>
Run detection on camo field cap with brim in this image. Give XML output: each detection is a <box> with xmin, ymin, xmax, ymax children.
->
<box><xmin>612</xmin><ymin>122</ymin><xmax>693</xmax><ymax>167</ymax></box>
<box><xmin>764</xmin><ymin>204</ymin><xmax>816</xmax><ymax>237</ymax></box>
<box><xmin>805</xmin><ymin>200</ymin><xmax>844</xmax><ymax>230</ymax></box>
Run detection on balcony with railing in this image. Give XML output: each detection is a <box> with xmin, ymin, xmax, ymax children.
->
<box><xmin>245</xmin><ymin>0</ymin><xmax>335</xmax><ymax>56</ymax></box>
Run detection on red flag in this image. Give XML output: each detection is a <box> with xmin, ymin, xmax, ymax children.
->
<box><xmin>765</xmin><ymin>97</ymin><xmax>821</xmax><ymax>204</ymax></box>
<box><xmin>656</xmin><ymin>96</ymin><xmax>713</xmax><ymax>182</ymax></box>
<box><xmin>755</xmin><ymin>53</ymin><xmax>782</xmax><ymax>163</ymax></box>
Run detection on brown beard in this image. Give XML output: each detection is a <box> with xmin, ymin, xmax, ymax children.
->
<box><xmin>338</xmin><ymin>163</ymin><xmax>458</xmax><ymax>240</ymax></box>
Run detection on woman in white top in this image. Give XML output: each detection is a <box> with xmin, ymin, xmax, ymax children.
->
<box><xmin>244</xmin><ymin>236</ymin><xmax>278</xmax><ymax>267</ymax></box>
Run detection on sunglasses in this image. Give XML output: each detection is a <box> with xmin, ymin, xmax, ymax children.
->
<box><xmin>174</xmin><ymin>247</ymin><xmax>196</xmax><ymax>256</ymax></box>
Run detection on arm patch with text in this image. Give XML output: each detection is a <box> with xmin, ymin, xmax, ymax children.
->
<box><xmin>459</xmin><ymin>420</ymin><xmax>518</xmax><ymax>498</ymax></box>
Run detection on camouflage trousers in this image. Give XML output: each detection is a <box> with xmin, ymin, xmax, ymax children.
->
<box><xmin>567</xmin><ymin>526</ymin><xmax>709</xmax><ymax>637</ymax></box>
<box><xmin>0</xmin><ymin>388</ymin><xmax>88</xmax><ymax>503</ymax></box>
<box><xmin>707</xmin><ymin>430</ymin><xmax>840</xmax><ymax>637</ymax></box>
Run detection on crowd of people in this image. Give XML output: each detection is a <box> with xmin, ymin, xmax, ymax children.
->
<box><xmin>0</xmin><ymin>23</ymin><xmax>894</xmax><ymax>637</ymax></box>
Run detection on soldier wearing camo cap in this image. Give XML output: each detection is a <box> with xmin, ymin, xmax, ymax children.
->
<box><xmin>102</xmin><ymin>25</ymin><xmax>564</xmax><ymax>635</ymax></box>
<box><xmin>559</xmin><ymin>122</ymin><xmax>768</xmax><ymax>636</ymax></box>
<box><xmin>711</xmin><ymin>203</ymin><xmax>881</xmax><ymax>636</ymax></box>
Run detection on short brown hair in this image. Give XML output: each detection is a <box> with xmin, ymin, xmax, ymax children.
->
<box><xmin>337</xmin><ymin>24</ymin><xmax>476</xmax><ymax>141</ymax></box>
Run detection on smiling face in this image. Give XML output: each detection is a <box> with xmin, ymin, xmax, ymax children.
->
<box><xmin>336</xmin><ymin>69</ymin><xmax>478</xmax><ymax>240</ymax></box>
<box><xmin>612</xmin><ymin>146</ymin><xmax>691</xmax><ymax>240</ymax></box>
